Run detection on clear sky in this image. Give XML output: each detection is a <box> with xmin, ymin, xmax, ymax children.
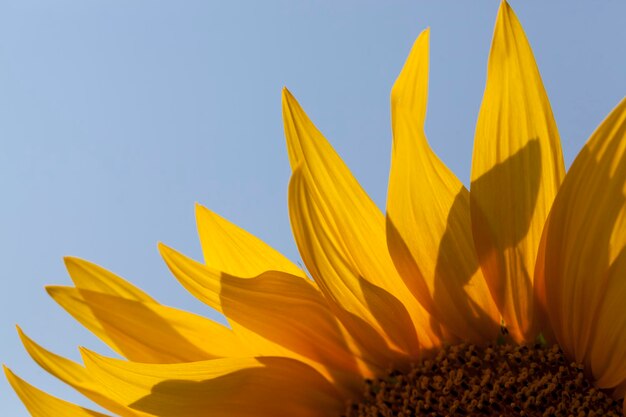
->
<box><xmin>1</xmin><ymin>1</ymin><xmax>625</xmax><ymax>415</ymax></box>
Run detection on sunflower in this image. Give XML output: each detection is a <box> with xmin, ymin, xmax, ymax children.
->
<box><xmin>5</xmin><ymin>1</ymin><xmax>626</xmax><ymax>416</ymax></box>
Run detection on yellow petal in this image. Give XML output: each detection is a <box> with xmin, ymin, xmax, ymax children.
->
<box><xmin>282</xmin><ymin>89</ymin><xmax>407</xmax><ymax>303</ymax></box>
<box><xmin>47</xmin><ymin>286</ymin><xmax>251</xmax><ymax>363</ymax></box>
<box><xmin>158</xmin><ymin>243</ymin><xmax>224</xmax><ymax>313</ymax></box>
<box><xmin>195</xmin><ymin>204</ymin><xmax>305</xmax><ymax>278</ymax></box>
<box><xmin>4</xmin><ymin>367</ymin><xmax>110</xmax><ymax>417</ymax></box>
<box><xmin>64</xmin><ymin>257</ymin><xmax>154</xmax><ymax>302</ymax></box>
<box><xmin>387</xmin><ymin>28</ymin><xmax>500</xmax><ymax>343</ymax></box>
<box><xmin>535</xmin><ymin>98</ymin><xmax>626</xmax><ymax>389</ymax></box>
<box><xmin>159</xmin><ymin>243</ymin><xmax>370</xmax><ymax>386</ymax></box>
<box><xmin>289</xmin><ymin>168</ymin><xmax>445</xmax><ymax>366</ymax></box>
<box><xmin>283</xmin><ymin>89</ymin><xmax>444</xmax><ymax>353</ymax></box>
<box><xmin>469</xmin><ymin>1</ymin><xmax>565</xmax><ymax>342</ymax></box>
<box><xmin>590</xmin><ymin>251</ymin><xmax>626</xmax><ymax>390</ymax></box>
<box><xmin>17</xmin><ymin>328</ymin><xmax>151</xmax><ymax>417</ymax></box>
<box><xmin>82</xmin><ymin>350</ymin><xmax>343</xmax><ymax>417</ymax></box>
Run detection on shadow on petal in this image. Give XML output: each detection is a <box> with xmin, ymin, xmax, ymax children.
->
<box><xmin>470</xmin><ymin>138</ymin><xmax>542</xmax><ymax>341</ymax></box>
<box><xmin>129</xmin><ymin>357</ymin><xmax>343</xmax><ymax>417</ymax></box>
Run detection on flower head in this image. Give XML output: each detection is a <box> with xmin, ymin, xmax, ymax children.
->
<box><xmin>6</xmin><ymin>2</ymin><xmax>626</xmax><ymax>416</ymax></box>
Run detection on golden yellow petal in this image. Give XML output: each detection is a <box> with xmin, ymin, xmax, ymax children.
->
<box><xmin>47</xmin><ymin>286</ymin><xmax>251</xmax><ymax>363</ymax></box>
<box><xmin>4</xmin><ymin>367</ymin><xmax>110</xmax><ymax>417</ymax></box>
<box><xmin>82</xmin><ymin>350</ymin><xmax>343</xmax><ymax>417</ymax></box>
<box><xmin>195</xmin><ymin>203</ymin><xmax>305</xmax><ymax>278</ymax></box>
<box><xmin>590</xmin><ymin>251</ymin><xmax>626</xmax><ymax>390</ymax></box>
<box><xmin>469</xmin><ymin>1</ymin><xmax>565</xmax><ymax>342</ymax></box>
<box><xmin>64</xmin><ymin>257</ymin><xmax>154</xmax><ymax>302</ymax></box>
<box><xmin>159</xmin><ymin>243</ymin><xmax>370</xmax><ymax>386</ymax></box>
<box><xmin>283</xmin><ymin>90</ymin><xmax>445</xmax><ymax>353</ymax></box>
<box><xmin>282</xmin><ymin>89</ymin><xmax>407</xmax><ymax>303</ymax></box>
<box><xmin>17</xmin><ymin>328</ymin><xmax>151</xmax><ymax>417</ymax></box>
<box><xmin>387</xmin><ymin>28</ymin><xmax>500</xmax><ymax>343</ymax></box>
<box><xmin>288</xmin><ymin>167</ymin><xmax>450</xmax><ymax>367</ymax></box>
<box><xmin>535</xmin><ymin>98</ymin><xmax>626</xmax><ymax>389</ymax></box>
<box><xmin>158</xmin><ymin>243</ymin><xmax>224</xmax><ymax>313</ymax></box>
<box><xmin>214</xmin><ymin>271</ymin><xmax>366</xmax><ymax>386</ymax></box>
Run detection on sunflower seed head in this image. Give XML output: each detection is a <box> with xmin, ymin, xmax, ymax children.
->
<box><xmin>344</xmin><ymin>343</ymin><xmax>622</xmax><ymax>417</ymax></box>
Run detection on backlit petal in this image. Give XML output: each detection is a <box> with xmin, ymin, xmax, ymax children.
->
<box><xmin>160</xmin><ymin>243</ymin><xmax>369</xmax><ymax>386</ymax></box>
<box><xmin>535</xmin><ymin>98</ymin><xmax>626</xmax><ymax>392</ymax></box>
<box><xmin>387</xmin><ymin>29</ymin><xmax>500</xmax><ymax>343</ymax></box>
<box><xmin>47</xmin><ymin>286</ymin><xmax>250</xmax><ymax>363</ymax></box>
<box><xmin>195</xmin><ymin>204</ymin><xmax>305</xmax><ymax>278</ymax></box>
<box><xmin>289</xmin><ymin>168</ymin><xmax>445</xmax><ymax>368</ymax></box>
<box><xmin>17</xmin><ymin>328</ymin><xmax>151</xmax><ymax>417</ymax></box>
<box><xmin>283</xmin><ymin>89</ymin><xmax>444</xmax><ymax>352</ymax></box>
<box><xmin>82</xmin><ymin>350</ymin><xmax>343</xmax><ymax>417</ymax></box>
<box><xmin>4</xmin><ymin>367</ymin><xmax>110</xmax><ymax>417</ymax></box>
<box><xmin>64</xmin><ymin>257</ymin><xmax>154</xmax><ymax>302</ymax></box>
<box><xmin>590</xmin><ymin>250</ymin><xmax>626</xmax><ymax>390</ymax></box>
<box><xmin>470</xmin><ymin>2</ymin><xmax>565</xmax><ymax>342</ymax></box>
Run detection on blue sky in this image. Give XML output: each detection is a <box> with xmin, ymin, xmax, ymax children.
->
<box><xmin>1</xmin><ymin>1</ymin><xmax>625</xmax><ymax>414</ymax></box>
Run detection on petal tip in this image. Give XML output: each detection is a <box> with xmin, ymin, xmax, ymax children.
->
<box><xmin>158</xmin><ymin>242</ymin><xmax>177</xmax><ymax>263</ymax></box>
<box><xmin>45</xmin><ymin>285</ymin><xmax>62</xmax><ymax>298</ymax></box>
<box><xmin>497</xmin><ymin>0</ymin><xmax>516</xmax><ymax>24</ymax></box>
<box><xmin>15</xmin><ymin>326</ymin><xmax>35</xmax><ymax>352</ymax></box>
<box><xmin>78</xmin><ymin>346</ymin><xmax>94</xmax><ymax>362</ymax></box>
<box><xmin>157</xmin><ymin>241</ymin><xmax>168</xmax><ymax>253</ymax></box>
<box><xmin>15</xmin><ymin>324</ymin><xmax>25</xmax><ymax>337</ymax></box>
<box><xmin>63</xmin><ymin>256</ymin><xmax>77</xmax><ymax>267</ymax></box>
<box><xmin>3</xmin><ymin>365</ymin><xmax>15</xmax><ymax>382</ymax></box>
<box><xmin>282</xmin><ymin>86</ymin><xmax>295</xmax><ymax>104</ymax></box>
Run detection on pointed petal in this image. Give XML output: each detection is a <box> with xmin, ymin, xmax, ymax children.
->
<box><xmin>387</xmin><ymin>29</ymin><xmax>500</xmax><ymax>343</ymax></box>
<box><xmin>64</xmin><ymin>257</ymin><xmax>154</xmax><ymax>302</ymax></box>
<box><xmin>159</xmin><ymin>244</ymin><xmax>298</xmax><ymax>362</ymax></box>
<box><xmin>17</xmin><ymin>328</ymin><xmax>151</xmax><ymax>417</ymax></box>
<box><xmin>4</xmin><ymin>367</ymin><xmax>110</xmax><ymax>417</ymax></box>
<box><xmin>283</xmin><ymin>89</ymin><xmax>444</xmax><ymax>352</ymax></box>
<box><xmin>289</xmin><ymin>168</ymin><xmax>450</xmax><ymax>365</ymax></box>
<box><xmin>469</xmin><ymin>2</ymin><xmax>565</xmax><ymax>342</ymax></box>
<box><xmin>535</xmin><ymin>98</ymin><xmax>626</xmax><ymax>392</ymax></box>
<box><xmin>159</xmin><ymin>243</ymin><xmax>370</xmax><ymax>386</ymax></box>
<box><xmin>195</xmin><ymin>204</ymin><xmax>305</xmax><ymax>278</ymax></box>
<box><xmin>47</xmin><ymin>286</ymin><xmax>251</xmax><ymax>363</ymax></box>
<box><xmin>82</xmin><ymin>350</ymin><xmax>343</xmax><ymax>417</ymax></box>
<box><xmin>282</xmin><ymin>89</ymin><xmax>411</xmax><ymax>305</ymax></box>
<box><xmin>158</xmin><ymin>243</ymin><xmax>224</xmax><ymax>313</ymax></box>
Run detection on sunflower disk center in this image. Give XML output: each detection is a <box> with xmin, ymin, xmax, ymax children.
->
<box><xmin>344</xmin><ymin>343</ymin><xmax>622</xmax><ymax>417</ymax></box>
